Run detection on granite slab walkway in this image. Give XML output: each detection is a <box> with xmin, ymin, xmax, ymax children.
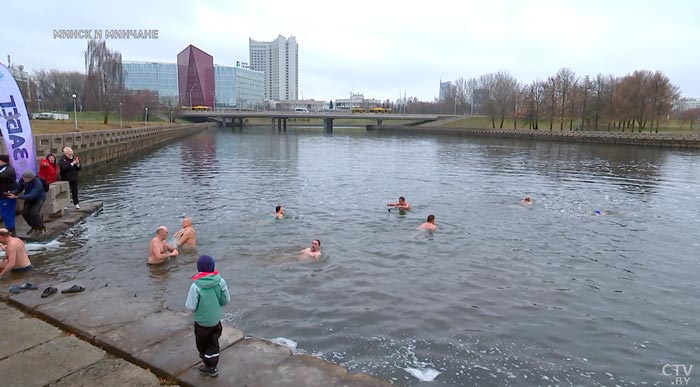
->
<box><xmin>0</xmin><ymin>276</ymin><xmax>393</xmax><ymax>387</ymax></box>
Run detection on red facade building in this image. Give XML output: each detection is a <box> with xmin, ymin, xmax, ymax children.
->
<box><xmin>177</xmin><ymin>45</ymin><xmax>214</xmax><ymax>108</ymax></box>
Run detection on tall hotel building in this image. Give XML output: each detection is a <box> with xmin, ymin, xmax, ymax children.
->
<box><xmin>249</xmin><ymin>35</ymin><xmax>298</xmax><ymax>101</ymax></box>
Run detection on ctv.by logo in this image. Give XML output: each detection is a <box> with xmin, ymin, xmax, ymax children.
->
<box><xmin>662</xmin><ymin>364</ymin><xmax>693</xmax><ymax>386</ymax></box>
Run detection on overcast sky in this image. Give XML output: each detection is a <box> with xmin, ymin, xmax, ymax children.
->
<box><xmin>5</xmin><ymin>0</ymin><xmax>699</xmax><ymax>101</ymax></box>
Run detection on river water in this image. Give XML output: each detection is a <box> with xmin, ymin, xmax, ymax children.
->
<box><xmin>30</xmin><ymin>128</ymin><xmax>700</xmax><ymax>386</ymax></box>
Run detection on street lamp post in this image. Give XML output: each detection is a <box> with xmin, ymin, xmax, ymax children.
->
<box><xmin>145</xmin><ymin>107</ymin><xmax>148</xmax><ymax>127</ymax></box>
<box><xmin>189</xmin><ymin>87</ymin><xmax>194</xmax><ymax>109</ymax></box>
<box><xmin>119</xmin><ymin>102</ymin><xmax>122</xmax><ymax>129</ymax></box>
<box><xmin>71</xmin><ymin>93</ymin><xmax>78</xmax><ymax>129</ymax></box>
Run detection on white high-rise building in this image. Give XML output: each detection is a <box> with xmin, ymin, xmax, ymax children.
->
<box><xmin>249</xmin><ymin>35</ymin><xmax>298</xmax><ymax>101</ymax></box>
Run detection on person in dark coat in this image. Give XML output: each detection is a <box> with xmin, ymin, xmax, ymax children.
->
<box><xmin>8</xmin><ymin>170</ymin><xmax>47</xmax><ymax>235</ymax></box>
<box><xmin>0</xmin><ymin>155</ymin><xmax>17</xmax><ymax>236</ymax></box>
<box><xmin>58</xmin><ymin>147</ymin><xmax>81</xmax><ymax>209</ymax></box>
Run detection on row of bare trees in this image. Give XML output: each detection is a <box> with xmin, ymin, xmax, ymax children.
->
<box><xmin>445</xmin><ymin>68</ymin><xmax>681</xmax><ymax>132</ymax></box>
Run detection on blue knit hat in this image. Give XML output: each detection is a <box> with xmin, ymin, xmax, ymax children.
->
<box><xmin>197</xmin><ymin>255</ymin><xmax>215</xmax><ymax>273</ymax></box>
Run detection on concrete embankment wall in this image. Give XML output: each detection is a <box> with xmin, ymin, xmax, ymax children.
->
<box><xmin>368</xmin><ymin>125</ymin><xmax>700</xmax><ymax>148</ymax></box>
<box><xmin>0</xmin><ymin>123</ymin><xmax>211</xmax><ymax>168</ymax></box>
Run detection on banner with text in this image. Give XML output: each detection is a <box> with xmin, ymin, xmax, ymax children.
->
<box><xmin>0</xmin><ymin>64</ymin><xmax>35</xmax><ymax>180</ymax></box>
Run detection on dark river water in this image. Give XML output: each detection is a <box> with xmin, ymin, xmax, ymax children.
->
<box><xmin>28</xmin><ymin>128</ymin><xmax>700</xmax><ymax>386</ymax></box>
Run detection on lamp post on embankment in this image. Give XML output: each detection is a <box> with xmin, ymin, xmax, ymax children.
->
<box><xmin>72</xmin><ymin>93</ymin><xmax>78</xmax><ymax>129</ymax></box>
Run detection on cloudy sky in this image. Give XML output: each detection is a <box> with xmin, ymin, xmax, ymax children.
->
<box><xmin>5</xmin><ymin>0</ymin><xmax>699</xmax><ymax>101</ymax></box>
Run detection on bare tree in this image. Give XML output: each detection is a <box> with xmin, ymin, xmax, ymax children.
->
<box><xmin>568</xmin><ymin>80</ymin><xmax>577</xmax><ymax>130</ymax></box>
<box><xmin>523</xmin><ymin>80</ymin><xmax>545</xmax><ymax>130</ymax></box>
<box><xmin>606</xmin><ymin>75</ymin><xmax>617</xmax><ymax>130</ymax></box>
<box><xmin>84</xmin><ymin>39</ymin><xmax>124</xmax><ymax>124</ymax></box>
<box><xmin>545</xmin><ymin>76</ymin><xmax>557</xmax><ymax>130</ymax></box>
<box><xmin>33</xmin><ymin>69</ymin><xmax>86</xmax><ymax>111</ymax></box>
<box><xmin>592</xmin><ymin>74</ymin><xmax>606</xmax><ymax>131</ymax></box>
<box><xmin>648</xmin><ymin>71</ymin><xmax>680</xmax><ymax>132</ymax></box>
<box><xmin>579</xmin><ymin>76</ymin><xmax>591</xmax><ymax>130</ymax></box>
<box><xmin>494</xmin><ymin>71</ymin><xmax>514</xmax><ymax>128</ymax></box>
<box><xmin>555</xmin><ymin>68</ymin><xmax>576</xmax><ymax>130</ymax></box>
<box><xmin>679</xmin><ymin>108</ymin><xmax>700</xmax><ymax>131</ymax></box>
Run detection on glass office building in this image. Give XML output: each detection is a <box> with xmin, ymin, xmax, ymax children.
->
<box><xmin>122</xmin><ymin>61</ymin><xmax>178</xmax><ymax>104</ymax></box>
<box><xmin>214</xmin><ymin>65</ymin><xmax>264</xmax><ymax>109</ymax></box>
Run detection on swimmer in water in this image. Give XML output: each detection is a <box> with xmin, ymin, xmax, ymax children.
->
<box><xmin>593</xmin><ymin>209</ymin><xmax>606</xmax><ymax>215</ymax></box>
<box><xmin>148</xmin><ymin>226</ymin><xmax>179</xmax><ymax>265</ymax></box>
<box><xmin>299</xmin><ymin>239</ymin><xmax>321</xmax><ymax>260</ymax></box>
<box><xmin>387</xmin><ymin>196</ymin><xmax>410</xmax><ymax>210</ymax></box>
<box><xmin>174</xmin><ymin>217</ymin><xmax>196</xmax><ymax>248</ymax></box>
<box><xmin>418</xmin><ymin>214</ymin><xmax>437</xmax><ymax>231</ymax></box>
<box><xmin>274</xmin><ymin>205</ymin><xmax>284</xmax><ymax>220</ymax></box>
<box><xmin>521</xmin><ymin>196</ymin><xmax>533</xmax><ymax>205</ymax></box>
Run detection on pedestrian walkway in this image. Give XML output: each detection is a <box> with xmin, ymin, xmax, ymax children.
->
<box><xmin>0</xmin><ymin>300</ymin><xmax>176</xmax><ymax>387</ymax></box>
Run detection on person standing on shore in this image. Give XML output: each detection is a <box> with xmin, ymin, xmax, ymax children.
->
<box><xmin>0</xmin><ymin>155</ymin><xmax>17</xmax><ymax>236</ymax></box>
<box><xmin>185</xmin><ymin>255</ymin><xmax>230</xmax><ymax>378</ymax></box>
<box><xmin>59</xmin><ymin>147</ymin><xmax>81</xmax><ymax>209</ymax></box>
<box><xmin>7</xmin><ymin>171</ymin><xmax>47</xmax><ymax>235</ymax></box>
<box><xmin>38</xmin><ymin>153</ymin><xmax>58</xmax><ymax>185</ymax></box>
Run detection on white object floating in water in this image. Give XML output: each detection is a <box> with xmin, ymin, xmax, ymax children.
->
<box><xmin>269</xmin><ymin>337</ymin><xmax>298</xmax><ymax>350</ymax></box>
<box><xmin>403</xmin><ymin>367</ymin><xmax>441</xmax><ymax>382</ymax></box>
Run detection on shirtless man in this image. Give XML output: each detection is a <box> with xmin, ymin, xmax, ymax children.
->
<box><xmin>274</xmin><ymin>206</ymin><xmax>284</xmax><ymax>220</ymax></box>
<box><xmin>418</xmin><ymin>214</ymin><xmax>437</xmax><ymax>231</ymax></box>
<box><xmin>0</xmin><ymin>228</ymin><xmax>33</xmax><ymax>277</ymax></box>
<box><xmin>387</xmin><ymin>196</ymin><xmax>410</xmax><ymax>210</ymax></box>
<box><xmin>299</xmin><ymin>239</ymin><xmax>321</xmax><ymax>260</ymax></box>
<box><xmin>174</xmin><ymin>217</ymin><xmax>196</xmax><ymax>248</ymax></box>
<box><xmin>148</xmin><ymin>226</ymin><xmax>179</xmax><ymax>265</ymax></box>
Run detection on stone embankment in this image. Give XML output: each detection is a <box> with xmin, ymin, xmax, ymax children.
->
<box><xmin>0</xmin><ymin>123</ymin><xmax>211</xmax><ymax>167</ymax></box>
<box><xmin>369</xmin><ymin>125</ymin><xmax>700</xmax><ymax>148</ymax></box>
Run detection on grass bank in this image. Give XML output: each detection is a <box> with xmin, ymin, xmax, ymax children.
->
<box><xmin>29</xmin><ymin>111</ymin><xmax>169</xmax><ymax>134</ymax></box>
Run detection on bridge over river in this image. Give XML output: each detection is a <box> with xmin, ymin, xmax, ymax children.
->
<box><xmin>179</xmin><ymin>110</ymin><xmax>440</xmax><ymax>131</ymax></box>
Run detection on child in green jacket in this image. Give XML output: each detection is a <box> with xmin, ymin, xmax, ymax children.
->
<box><xmin>185</xmin><ymin>255</ymin><xmax>230</xmax><ymax>377</ymax></box>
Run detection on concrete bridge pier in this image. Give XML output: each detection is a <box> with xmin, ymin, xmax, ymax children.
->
<box><xmin>324</xmin><ymin>118</ymin><xmax>334</xmax><ymax>133</ymax></box>
<box><xmin>232</xmin><ymin>117</ymin><xmax>244</xmax><ymax>129</ymax></box>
